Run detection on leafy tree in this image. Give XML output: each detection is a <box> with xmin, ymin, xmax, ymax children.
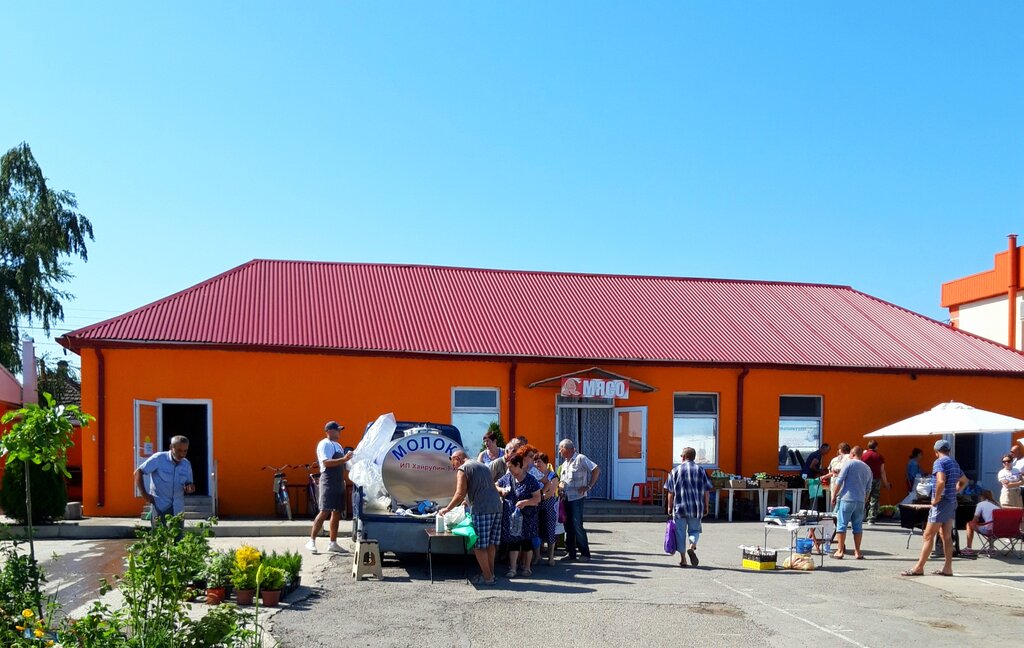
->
<box><xmin>0</xmin><ymin>142</ymin><xmax>93</xmax><ymax>372</ymax></box>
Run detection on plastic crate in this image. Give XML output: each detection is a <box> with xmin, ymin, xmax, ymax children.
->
<box><xmin>742</xmin><ymin>548</ymin><xmax>777</xmax><ymax>570</ymax></box>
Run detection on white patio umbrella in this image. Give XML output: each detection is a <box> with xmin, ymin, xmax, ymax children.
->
<box><xmin>865</xmin><ymin>401</ymin><xmax>1024</xmax><ymax>438</ymax></box>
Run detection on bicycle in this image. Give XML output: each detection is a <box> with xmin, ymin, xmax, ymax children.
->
<box><xmin>297</xmin><ymin>463</ymin><xmax>321</xmax><ymax>520</ymax></box>
<box><xmin>262</xmin><ymin>464</ymin><xmax>294</xmax><ymax>521</ymax></box>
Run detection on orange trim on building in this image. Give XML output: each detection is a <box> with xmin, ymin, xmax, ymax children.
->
<box><xmin>942</xmin><ymin>239</ymin><xmax>1024</xmax><ymax>308</ymax></box>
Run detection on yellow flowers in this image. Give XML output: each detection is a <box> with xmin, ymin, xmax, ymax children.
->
<box><xmin>235</xmin><ymin>545</ymin><xmax>262</xmax><ymax>571</ymax></box>
<box><xmin>21</xmin><ymin>609</ymin><xmax>33</xmax><ymax>618</ymax></box>
<box><xmin>34</xmin><ymin>627</ymin><xmax>44</xmax><ymax>638</ymax></box>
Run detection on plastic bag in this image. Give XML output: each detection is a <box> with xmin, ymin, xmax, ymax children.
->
<box><xmin>664</xmin><ymin>519</ymin><xmax>677</xmax><ymax>554</ymax></box>
<box><xmin>915</xmin><ymin>476</ymin><xmax>934</xmax><ymax>499</ymax></box>
<box><xmin>783</xmin><ymin>553</ymin><xmax>816</xmax><ymax>570</ymax></box>
<box><xmin>557</xmin><ymin>499</ymin><xmax>567</xmax><ymax>524</ymax></box>
<box><xmin>443</xmin><ymin>505</ymin><xmax>467</xmax><ymax>528</ymax></box>
<box><xmin>510</xmin><ymin>508</ymin><xmax>523</xmax><ymax>537</ymax></box>
<box><xmin>450</xmin><ymin>515</ymin><xmax>478</xmax><ymax>550</ymax></box>
<box><xmin>348</xmin><ymin>413</ymin><xmax>398</xmax><ymax>503</ymax></box>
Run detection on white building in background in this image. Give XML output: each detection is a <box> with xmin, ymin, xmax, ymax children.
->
<box><xmin>941</xmin><ymin>234</ymin><xmax>1024</xmax><ymax>492</ymax></box>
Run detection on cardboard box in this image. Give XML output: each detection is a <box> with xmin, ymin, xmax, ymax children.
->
<box><xmin>728</xmin><ymin>479</ymin><xmax>747</xmax><ymax>488</ymax></box>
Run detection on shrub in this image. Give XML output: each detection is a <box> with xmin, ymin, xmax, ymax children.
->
<box><xmin>258</xmin><ymin>566</ymin><xmax>285</xmax><ymax>592</ymax></box>
<box><xmin>0</xmin><ymin>460</ymin><xmax>67</xmax><ymax>524</ymax></box>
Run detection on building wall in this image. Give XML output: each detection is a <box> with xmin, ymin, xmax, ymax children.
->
<box><xmin>955</xmin><ymin>292</ymin><xmax>1023</xmax><ymax>349</ymax></box>
<box><xmin>77</xmin><ymin>346</ymin><xmax>1024</xmax><ymax>517</ymax></box>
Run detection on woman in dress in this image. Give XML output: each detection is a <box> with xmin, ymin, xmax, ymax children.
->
<box><xmin>533</xmin><ymin>452</ymin><xmax>559</xmax><ymax>566</ymax></box>
<box><xmin>998</xmin><ymin>453</ymin><xmax>1023</xmax><ymax>508</ymax></box>
<box><xmin>478</xmin><ymin>430</ymin><xmax>504</xmax><ymax>465</ymax></box>
<box><xmin>496</xmin><ymin>453</ymin><xmax>542</xmax><ymax>578</ymax></box>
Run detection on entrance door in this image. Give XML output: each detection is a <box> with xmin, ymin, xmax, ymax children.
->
<box><xmin>613</xmin><ymin>407</ymin><xmax>647</xmax><ymax>500</ymax></box>
<box><xmin>134</xmin><ymin>400</ymin><xmax>162</xmax><ymax>497</ymax></box>
<box><xmin>161</xmin><ymin>402</ymin><xmax>211</xmax><ymax>496</ymax></box>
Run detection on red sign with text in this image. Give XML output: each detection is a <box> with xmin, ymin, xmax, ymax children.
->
<box><xmin>560</xmin><ymin>377</ymin><xmax>629</xmax><ymax>399</ymax></box>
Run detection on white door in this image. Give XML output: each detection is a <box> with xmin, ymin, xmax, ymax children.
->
<box><xmin>613</xmin><ymin>407</ymin><xmax>647</xmax><ymax>500</ymax></box>
<box><xmin>134</xmin><ymin>400</ymin><xmax>162</xmax><ymax>497</ymax></box>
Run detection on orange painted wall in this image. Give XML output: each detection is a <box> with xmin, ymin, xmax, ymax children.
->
<box><xmin>77</xmin><ymin>346</ymin><xmax>1024</xmax><ymax>517</ymax></box>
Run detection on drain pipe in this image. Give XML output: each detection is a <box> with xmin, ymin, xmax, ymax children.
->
<box><xmin>97</xmin><ymin>348</ymin><xmax>106</xmax><ymax>508</ymax></box>
<box><xmin>1009</xmin><ymin>234</ymin><xmax>1019</xmax><ymax>349</ymax></box>
<box><xmin>735</xmin><ymin>367</ymin><xmax>749</xmax><ymax>475</ymax></box>
<box><xmin>508</xmin><ymin>360</ymin><xmax>518</xmax><ymax>438</ymax></box>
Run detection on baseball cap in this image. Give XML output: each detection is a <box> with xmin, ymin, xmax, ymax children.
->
<box><xmin>324</xmin><ymin>421</ymin><xmax>344</xmax><ymax>432</ymax></box>
<box><xmin>933</xmin><ymin>439</ymin><xmax>951</xmax><ymax>452</ymax></box>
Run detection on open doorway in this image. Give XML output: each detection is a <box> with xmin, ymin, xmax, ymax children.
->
<box><xmin>161</xmin><ymin>403</ymin><xmax>210</xmax><ymax>496</ymax></box>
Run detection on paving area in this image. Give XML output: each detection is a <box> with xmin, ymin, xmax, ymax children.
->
<box><xmin>272</xmin><ymin>520</ymin><xmax>1024</xmax><ymax>648</ymax></box>
<box><xmin>5</xmin><ymin>517</ymin><xmax>1023</xmax><ymax>647</ymax></box>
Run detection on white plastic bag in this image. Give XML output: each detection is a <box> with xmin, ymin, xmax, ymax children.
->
<box><xmin>348</xmin><ymin>413</ymin><xmax>397</xmax><ymax>503</ymax></box>
<box><xmin>443</xmin><ymin>505</ymin><xmax>467</xmax><ymax>528</ymax></box>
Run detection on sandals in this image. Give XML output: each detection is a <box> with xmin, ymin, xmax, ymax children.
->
<box><xmin>899</xmin><ymin>569</ymin><xmax>924</xmax><ymax>576</ymax></box>
<box><xmin>505</xmin><ymin>569</ymin><xmax>516</xmax><ymax>578</ymax></box>
<box><xmin>470</xmin><ymin>575</ymin><xmax>496</xmax><ymax>585</ymax></box>
<box><xmin>520</xmin><ymin>569</ymin><xmax>532</xmax><ymax>577</ymax></box>
<box><xmin>931</xmin><ymin>570</ymin><xmax>953</xmax><ymax>577</ymax></box>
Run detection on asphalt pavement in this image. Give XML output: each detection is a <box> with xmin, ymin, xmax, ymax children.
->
<box><xmin>8</xmin><ymin>517</ymin><xmax>1024</xmax><ymax>647</ymax></box>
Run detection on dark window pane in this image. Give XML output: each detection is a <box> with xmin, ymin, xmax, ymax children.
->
<box><xmin>779</xmin><ymin>396</ymin><xmax>821</xmax><ymax>417</ymax></box>
<box><xmin>454</xmin><ymin>389</ymin><xmax>498</xmax><ymax>409</ymax></box>
<box><xmin>674</xmin><ymin>394</ymin><xmax>718</xmax><ymax>414</ymax></box>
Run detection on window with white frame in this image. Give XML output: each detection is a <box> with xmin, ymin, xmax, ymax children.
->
<box><xmin>778</xmin><ymin>395</ymin><xmax>822</xmax><ymax>471</ymax></box>
<box><xmin>452</xmin><ymin>387</ymin><xmax>500</xmax><ymax>456</ymax></box>
<box><xmin>672</xmin><ymin>393</ymin><xmax>718</xmax><ymax>466</ymax></box>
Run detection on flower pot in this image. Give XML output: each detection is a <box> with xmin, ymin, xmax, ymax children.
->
<box><xmin>286</xmin><ymin>576</ymin><xmax>301</xmax><ymax>596</ymax></box>
<box><xmin>206</xmin><ymin>586</ymin><xmax>227</xmax><ymax>605</ymax></box>
<box><xmin>261</xmin><ymin>589</ymin><xmax>282</xmax><ymax>607</ymax></box>
<box><xmin>235</xmin><ymin>588</ymin><xmax>255</xmax><ymax>605</ymax></box>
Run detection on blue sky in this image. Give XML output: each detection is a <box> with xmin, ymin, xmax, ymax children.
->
<box><xmin>2</xmin><ymin>3</ymin><xmax>1022</xmax><ymax>367</ymax></box>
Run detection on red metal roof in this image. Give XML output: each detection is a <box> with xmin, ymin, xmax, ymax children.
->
<box><xmin>57</xmin><ymin>260</ymin><xmax>1024</xmax><ymax>374</ymax></box>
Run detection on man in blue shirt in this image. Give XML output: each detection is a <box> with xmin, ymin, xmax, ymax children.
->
<box><xmin>830</xmin><ymin>446</ymin><xmax>872</xmax><ymax>559</ymax></box>
<box><xmin>664</xmin><ymin>447</ymin><xmax>714</xmax><ymax>568</ymax></box>
<box><xmin>901</xmin><ymin>439</ymin><xmax>967</xmax><ymax>577</ymax></box>
<box><xmin>134</xmin><ymin>435</ymin><xmax>195</xmax><ymax>528</ymax></box>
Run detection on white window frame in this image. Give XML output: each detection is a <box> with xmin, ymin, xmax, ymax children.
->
<box><xmin>778</xmin><ymin>394</ymin><xmax>823</xmax><ymax>472</ymax></box>
<box><xmin>672</xmin><ymin>392</ymin><xmax>719</xmax><ymax>468</ymax></box>
<box><xmin>451</xmin><ymin>387</ymin><xmax>501</xmax><ymax>454</ymax></box>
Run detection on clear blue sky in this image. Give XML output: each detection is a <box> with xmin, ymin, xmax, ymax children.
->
<box><xmin>3</xmin><ymin>3</ymin><xmax>1022</xmax><ymax>368</ymax></box>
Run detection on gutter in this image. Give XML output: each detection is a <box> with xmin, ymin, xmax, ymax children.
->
<box><xmin>97</xmin><ymin>348</ymin><xmax>106</xmax><ymax>508</ymax></box>
<box><xmin>509</xmin><ymin>360</ymin><xmax>517</xmax><ymax>438</ymax></box>
<box><xmin>1009</xmin><ymin>233</ymin><xmax>1019</xmax><ymax>349</ymax></box>
<box><xmin>735</xmin><ymin>367</ymin><xmax>749</xmax><ymax>475</ymax></box>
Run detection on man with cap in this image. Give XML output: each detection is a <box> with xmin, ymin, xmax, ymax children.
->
<box><xmin>306</xmin><ymin>421</ymin><xmax>354</xmax><ymax>554</ymax></box>
<box><xmin>900</xmin><ymin>439</ymin><xmax>967</xmax><ymax>577</ymax></box>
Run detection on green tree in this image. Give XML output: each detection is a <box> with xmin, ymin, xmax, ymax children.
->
<box><xmin>0</xmin><ymin>142</ymin><xmax>93</xmax><ymax>372</ymax></box>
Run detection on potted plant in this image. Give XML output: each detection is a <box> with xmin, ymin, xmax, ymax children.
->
<box><xmin>283</xmin><ymin>551</ymin><xmax>302</xmax><ymax>595</ymax></box>
<box><xmin>878</xmin><ymin>504</ymin><xmax>899</xmax><ymax>520</ymax></box>
<box><xmin>231</xmin><ymin>545</ymin><xmax>262</xmax><ymax>605</ymax></box>
<box><xmin>204</xmin><ymin>550</ymin><xmax>234</xmax><ymax>605</ymax></box>
<box><xmin>258</xmin><ymin>566</ymin><xmax>286</xmax><ymax>607</ymax></box>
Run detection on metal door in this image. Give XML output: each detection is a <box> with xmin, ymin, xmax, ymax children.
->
<box><xmin>613</xmin><ymin>407</ymin><xmax>647</xmax><ymax>500</ymax></box>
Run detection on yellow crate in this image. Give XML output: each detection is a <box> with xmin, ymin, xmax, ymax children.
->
<box><xmin>742</xmin><ymin>558</ymin><xmax>777</xmax><ymax>571</ymax></box>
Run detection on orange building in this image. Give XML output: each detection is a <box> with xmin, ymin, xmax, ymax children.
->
<box><xmin>59</xmin><ymin>260</ymin><xmax>1024</xmax><ymax>517</ymax></box>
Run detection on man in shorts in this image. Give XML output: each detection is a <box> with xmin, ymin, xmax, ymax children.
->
<box><xmin>901</xmin><ymin>439</ymin><xmax>967</xmax><ymax>577</ymax></box>
<box><xmin>306</xmin><ymin>421</ymin><xmax>353</xmax><ymax>554</ymax></box>
<box><xmin>441</xmin><ymin>450</ymin><xmax>502</xmax><ymax>585</ymax></box>
<box><xmin>830</xmin><ymin>445</ymin><xmax>872</xmax><ymax>559</ymax></box>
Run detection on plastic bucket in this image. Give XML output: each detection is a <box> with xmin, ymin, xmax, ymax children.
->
<box><xmin>795</xmin><ymin>538</ymin><xmax>814</xmax><ymax>554</ymax></box>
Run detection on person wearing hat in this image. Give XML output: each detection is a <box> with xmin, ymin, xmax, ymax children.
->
<box><xmin>306</xmin><ymin>421</ymin><xmax>354</xmax><ymax>554</ymax></box>
<box><xmin>900</xmin><ymin>439</ymin><xmax>967</xmax><ymax>577</ymax></box>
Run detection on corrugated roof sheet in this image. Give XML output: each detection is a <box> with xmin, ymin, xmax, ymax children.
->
<box><xmin>57</xmin><ymin>260</ymin><xmax>1024</xmax><ymax>374</ymax></box>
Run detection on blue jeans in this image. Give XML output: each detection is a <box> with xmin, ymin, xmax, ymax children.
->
<box><xmin>564</xmin><ymin>497</ymin><xmax>590</xmax><ymax>558</ymax></box>
<box><xmin>673</xmin><ymin>514</ymin><xmax>702</xmax><ymax>549</ymax></box>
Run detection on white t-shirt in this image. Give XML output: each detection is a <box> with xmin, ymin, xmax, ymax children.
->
<box><xmin>974</xmin><ymin>499</ymin><xmax>999</xmax><ymax>525</ymax></box>
<box><xmin>1013</xmin><ymin>457</ymin><xmax>1024</xmax><ymax>475</ymax></box>
<box><xmin>316</xmin><ymin>439</ymin><xmax>344</xmax><ymax>473</ymax></box>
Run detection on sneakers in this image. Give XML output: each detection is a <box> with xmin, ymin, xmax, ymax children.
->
<box><xmin>327</xmin><ymin>541</ymin><xmax>345</xmax><ymax>553</ymax></box>
<box><xmin>305</xmin><ymin>539</ymin><xmax>318</xmax><ymax>554</ymax></box>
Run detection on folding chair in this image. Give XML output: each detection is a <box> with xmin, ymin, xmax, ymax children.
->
<box><xmin>978</xmin><ymin>508</ymin><xmax>1024</xmax><ymax>558</ymax></box>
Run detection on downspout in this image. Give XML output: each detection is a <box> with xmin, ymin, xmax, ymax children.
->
<box><xmin>735</xmin><ymin>367</ymin><xmax>749</xmax><ymax>475</ymax></box>
<box><xmin>508</xmin><ymin>360</ymin><xmax>517</xmax><ymax>438</ymax></box>
<box><xmin>97</xmin><ymin>348</ymin><xmax>106</xmax><ymax>508</ymax></box>
<box><xmin>1009</xmin><ymin>233</ymin><xmax>1019</xmax><ymax>349</ymax></box>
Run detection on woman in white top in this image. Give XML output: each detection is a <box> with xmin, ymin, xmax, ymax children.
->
<box><xmin>963</xmin><ymin>490</ymin><xmax>1000</xmax><ymax>554</ymax></box>
<box><xmin>478</xmin><ymin>430</ymin><xmax>504</xmax><ymax>465</ymax></box>
<box><xmin>997</xmin><ymin>454</ymin><xmax>1023</xmax><ymax>508</ymax></box>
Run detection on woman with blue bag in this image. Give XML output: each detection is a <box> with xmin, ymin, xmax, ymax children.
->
<box><xmin>496</xmin><ymin>452</ymin><xmax>542</xmax><ymax>578</ymax></box>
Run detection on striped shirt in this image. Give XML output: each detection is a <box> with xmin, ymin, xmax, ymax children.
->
<box><xmin>664</xmin><ymin>461</ymin><xmax>714</xmax><ymax>518</ymax></box>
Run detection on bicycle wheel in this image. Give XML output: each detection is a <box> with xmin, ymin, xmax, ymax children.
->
<box><xmin>307</xmin><ymin>481</ymin><xmax>320</xmax><ymax>519</ymax></box>
<box><xmin>281</xmin><ymin>489</ymin><xmax>292</xmax><ymax>521</ymax></box>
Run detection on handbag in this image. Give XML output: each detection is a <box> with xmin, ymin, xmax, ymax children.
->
<box><xmin>557</xmin><ymin>498</ymin><xmax>567</xmax><ymax>524</ymax></box>
<box><xmin>664</xmin><ymin>518</ymin><xmax>677</xmax><ymax>554</ymax></box>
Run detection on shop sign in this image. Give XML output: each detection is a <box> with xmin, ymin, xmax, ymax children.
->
<box><xmin>380</xmin><ymin>431</ymin><xmax>463</xmax><ymax>507</ymax></box>
<box><xmin>560</xmin><ymin>377</ymin><xmax>630</xmax><ymax>399</ymax></box>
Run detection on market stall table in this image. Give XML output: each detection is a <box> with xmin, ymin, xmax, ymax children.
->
<box><xmin>714</xmin><ymin>488</ymin><xmax>762</xmax><ymax>522</ymax></box>
<box><xmin>424</xmin><ymin>529</ymin><xmax>470</xmax><ymax>583</ymax></box>
<box><xmin>763</xmin><ymin>513</ymin><xmax>837</xmax><ymax>568</ymax></box>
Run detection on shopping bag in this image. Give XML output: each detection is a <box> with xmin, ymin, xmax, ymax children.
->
<box><xmin>450</xmin><ymin>515</ymin><xmax>478</xmax><ymax>550</ymax></box>
<box><xmin>557</xmin><ymin>498</ymin><xmax>567</xmax><ymax>524</ymax></box>
<box><xmin>664</xmin><ymin>519</ymin><xmax>677</xmax><ymax>554</ymax></box>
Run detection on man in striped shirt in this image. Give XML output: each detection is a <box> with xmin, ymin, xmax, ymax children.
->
<box><xmin>664</xmin><ymin>447</ymin><xmax>714</xmax><ymax>568</ymax></box>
